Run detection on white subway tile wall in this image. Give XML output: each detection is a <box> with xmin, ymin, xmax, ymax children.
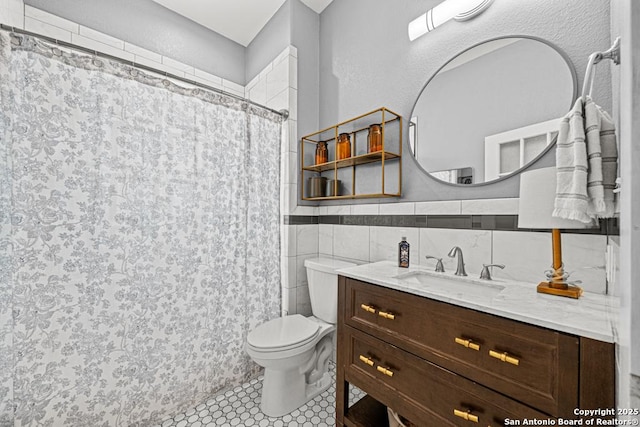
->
<box><xmin>246</xmin><ymin>47</ymin><xmax>301</xmax><ymax>311</ymax></box>
<box><xmin>24</xmin><ymin>16</ymin><xmax>72</xmax><ymax>42</ymax></box>
<box><xmin>14</xmin><ymin>5</ymin><xmax>235</xmax><ymax>92</ymax></box>
<box><xmin>351</xmin><ymin>204</ymin><xmax>380</xmax><ymax>215</ymax></box>
<box><xmin>78</xmin><ymin>24</ymin><xmax>123</xmax><ymax>48</ymax></box>
<box><xmin>124</xmin><ymin>41</ymin><xmax>162</xmax><ymax>62</ymax></box>
<box><xmin>71</xmin><ymin>33</ymin><xmax>135</xmax><ymax>61</ymax></box>
<box><xmin>313</xmin><ymin>222</ymin><xmax>608</xmax><ymax>294</ymax></box>
<box><xmin>0</xmin><ymin>0</ymin><xmax>22</xmax><ymax>27</ymax></box>
<box><xmin>333</xmin><ymin>225</ymin><xmax>370</xmax><ymax>263</ymax></box>
<box><xmin>461</xmin><ymin>198</ymin><xmax>519</xmax><ymax>215</ymax></box>
<box><xmin>370</xmin><ymin>227</ymin><xmax>420</xmax><ymax>265</ymax></box>
<box><xmin>297</xmin><ymin>224</ymin><xmax>319</xmax><ymax>256</ymax></box>
<box><xmin>419</xmin><ymin>228</ymin><xmax>492</xmax><ymax>277</ymax></box>
<box><xmin>493</xmin><ymin>230</ymin><xmax>607</xmax><ymax>294</ymax></box>
<box><xmin>266</xmin><ymin>59</ymin><xmax>290</xmax><ymax>100</ymax></box>
<box><xmin>318</xmin><ymin>224</ymin><xmax>333</xmax><ymax>256</ymax></box>
<box><xmin>379</xmin><ymin>202</ymin><xmax>415</xmax><ymax>215</ymax></box>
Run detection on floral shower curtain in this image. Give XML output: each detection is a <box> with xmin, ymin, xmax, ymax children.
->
<box><xmin>0</xmin><ymin>32</ymin><xmax>282</xmax><ymax>426</ymax></box>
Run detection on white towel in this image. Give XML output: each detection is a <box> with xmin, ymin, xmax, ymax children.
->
<box><xmin>553</xmin><ymin>98</ymin><xmax>591</xmax><ymax>223</ymax></box>
<box><xmin>584</xmin><ymin>97</ymin><xmax>618</xmax><ymax>218</ymax></box>
<box><xmin>553</xmin><ymin>97</ymin><xmax>618</xmax><ymax>223</ymax></box>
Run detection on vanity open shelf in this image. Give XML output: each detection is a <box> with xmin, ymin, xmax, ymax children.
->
<box><xmin>300</xmin><ymin>107</ymin><xmax>402</xmax><ymax>200</ymax></box>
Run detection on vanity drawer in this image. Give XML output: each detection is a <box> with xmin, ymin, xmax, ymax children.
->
<box><xmin>343</xmin><ymin>325</ymin><xmax>549</xmax><ymax>426</ymax></box>
<box><xmin>343</xmin><ymin>278</ymin><xmax>580</xmax><ymax>416</ymax></box>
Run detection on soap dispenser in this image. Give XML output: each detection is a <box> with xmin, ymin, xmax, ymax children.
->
<box><xmin>398</xmin><ymin>237</ymin><xmax>410</xmax><ymax>268</ymax></box>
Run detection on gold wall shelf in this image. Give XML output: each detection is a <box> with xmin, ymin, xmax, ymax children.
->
<box><xmin>300</xmin><ymin>107</ymin><xmax>402</xmax><ymax>201</ymax></box>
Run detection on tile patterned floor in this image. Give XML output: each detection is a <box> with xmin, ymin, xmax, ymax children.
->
<box><xmin>155</xmin><ymin>364</ymin><xmax>364</xmax><ymax>427</ymax></box>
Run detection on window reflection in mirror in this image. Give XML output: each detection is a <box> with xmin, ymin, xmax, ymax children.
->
<box><xmin>409</xmin><ymin>37</ymin><xmax>576</xmax><ymax>185</ymax></box>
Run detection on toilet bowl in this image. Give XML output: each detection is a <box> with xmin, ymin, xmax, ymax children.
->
<box><xmin>245</xmin><ymin>257</ymin><xmax>356</xmax><ymax>417</ymax></box>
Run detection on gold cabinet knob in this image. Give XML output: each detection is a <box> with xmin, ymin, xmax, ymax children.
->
<box><xmin>454</xmin><ymin>409</ymin><xmax>479</xmax><ymax>423</ymax></box>
<box><xmin>360</xmin><ymin>303</ymin><xmax>376</xmax><ymax>313</ymax></box>
<box><xmin>376</xmin><ymin>366</ymin><xmax>394</xmax><ymax>377</ymax></box>
<box><xmin>378</xmin><ymin>310</ymin><xmax>395</xmax><ymax>320</ymax></box>
<box><xmin>454</xmin><ymin>337</ymin><xmax>480</xmax><ymax>351</ymax></box>
<box><xmin>489</xmin><ymin>350</ymin><xmax>520</xmax><ymax>366</ymax></box>
<box><xmin>358</xmin><ymin>355</ymin><xmax>374</xmax><ymax>366</ymax></box>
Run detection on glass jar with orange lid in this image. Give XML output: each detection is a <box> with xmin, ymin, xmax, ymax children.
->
<box><xmin>367</xmin><ymin>124</ymin><xmax>382</xmax><ymax>152</ymax></box>
<box><xmin>315</xmin><ymin>141</ymin><xmax>328</xmax><ymax>165</ymax></box>
<box><xmin>337</xmin><ymin>133</ymin><xmax>351</xmax><ymax>160</ymax></box>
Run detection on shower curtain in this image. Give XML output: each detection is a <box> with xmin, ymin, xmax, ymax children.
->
<box><xmin>0</xmin><ymin>32</ymin><xmax>282</xmax><ymax>426</ymax></box>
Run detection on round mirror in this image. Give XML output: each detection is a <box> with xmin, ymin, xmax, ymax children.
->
<box><xmin>409</xmin><ymin>37</ymin><xmax>576</xmax><ymax>185</ymax></box>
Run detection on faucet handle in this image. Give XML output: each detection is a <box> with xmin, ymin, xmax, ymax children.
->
<box><xmin>480</xmin><ymin>264</ymin><xmax>505</xmax><ymax>280</ymax></box>
<box><xmin>425</xmin><ymin>256</ymin><xmax>445</xmax><ymax>272</ymax></box>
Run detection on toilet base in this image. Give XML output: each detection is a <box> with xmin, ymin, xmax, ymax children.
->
<box><xmin>260</xmin><ymin>366</ymin><xmax>332</xmax><ymax>417</ymax></box>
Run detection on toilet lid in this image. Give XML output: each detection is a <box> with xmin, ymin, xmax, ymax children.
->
<box><xmin>247</xmin><ymin>314</ymin><xmax>320</xmax><ymax>351</ymax></box>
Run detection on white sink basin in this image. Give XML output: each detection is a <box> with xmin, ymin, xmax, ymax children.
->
<box><xmin>393</xmin><ymin>270</ymin><xmax>505</xmax><ymax>298</ymax></box>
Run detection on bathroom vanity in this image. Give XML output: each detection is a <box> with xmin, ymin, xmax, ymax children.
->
<box><xmin>335</xmin><ymin>261</ymin><xmax>617</xmax><ymax>426</ymax></box>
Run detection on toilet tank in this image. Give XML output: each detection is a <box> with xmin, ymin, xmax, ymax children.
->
<box><xmin>304</xmin><ymin>257</ymin><xmax>356</xmax><ymax>324</ymax></box>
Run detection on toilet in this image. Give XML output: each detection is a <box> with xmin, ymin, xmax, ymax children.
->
<box><xmin>245</xmin><ymin>257</ymin><xmax>356</xmax><ymax>417</ymax></box>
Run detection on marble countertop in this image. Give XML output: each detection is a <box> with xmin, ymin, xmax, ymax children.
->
<box><xmin>336</xmin><ymin>260</ymin><xmax>619</xmax><ymax>343</ymax></box>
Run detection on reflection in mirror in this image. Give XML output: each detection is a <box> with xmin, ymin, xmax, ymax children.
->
<box><xmin>410</xmin><ymin>37</ymin><xmax>576</xmax><ymax>185</ymax></box>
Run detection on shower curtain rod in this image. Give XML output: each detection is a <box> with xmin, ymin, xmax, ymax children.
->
<box><xmin>0</xmin><ymin>24</ymin><xmax>289</xmax><ymax>120</ymax></box>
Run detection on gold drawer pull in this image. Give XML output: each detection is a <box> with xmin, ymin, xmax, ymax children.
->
<box><xmin>453</xmin><ymin>409</ymin><xmax>479</xmax><ymax>423</ymax></box>
<box><xmin>376</xmin><ymin>366</ymin><xmax>394</xmax><ymax>377</ymax></box>
<box><xmin>489</xmin><ymin>350</ymin><xmax>520</xmax><ymax>366</ymax></box>
<box><xmin>454</xmin><ymin>337</ymin><xmax>480</xmax><ymax>351</ymax></box>
<box><xmin>378</xmin><ymin>310</ymin><xmax>395</xmax><ymax>320</ymax></box>
<box><xmin>360</xmin><ymin>303</ymin><xmax>376</xmax><ymax>313</ymax></box>
<box><xmin>358</xmin><ymin>355</ymin><xmax>374</xmax><ymax>366</ymax></box>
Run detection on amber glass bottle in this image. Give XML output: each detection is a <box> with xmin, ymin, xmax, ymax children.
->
<box><xmin>368</xmin><ymin>124</ymin><xmax>382</xmax><ymax>152</ymax></box>
<box><xmin>337</xmin><ymin>133</ymin><xmax>351</xmax><ymax>160</ymax></box>
<box><xmin>315</xmin><ymin>141</ymin><xmax>328</xmax><ymax>164</ymax></box>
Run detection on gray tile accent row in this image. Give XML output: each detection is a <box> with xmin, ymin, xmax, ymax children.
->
<box><xmin>283</xmin><ymin>215</ymin><xmax>619</xmax><ymax>235</ymax></box>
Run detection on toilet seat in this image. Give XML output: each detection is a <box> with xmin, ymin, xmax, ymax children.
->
<box><xmin>247</xmin><ymin>314</ymin><xmax>320</xmax><ymax>353</ymax></box>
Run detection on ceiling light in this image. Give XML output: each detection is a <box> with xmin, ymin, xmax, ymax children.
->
<box><xmin>408</xmin><ymin>0</ymin><xmax>493</xmax><ymax>41</ymax></box>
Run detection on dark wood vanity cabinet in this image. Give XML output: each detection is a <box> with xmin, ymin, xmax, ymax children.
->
<box><xmin>336</xmin><ymin>277</ymin><xmax>615</xmax><ymax>427</ymax></box>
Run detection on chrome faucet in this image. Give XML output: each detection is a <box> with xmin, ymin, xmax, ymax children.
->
<box><xmin>424</xmin><ymin>255</ymin><xmax>445</xmax><ymax>272</ymax></box>
<box><xmin>479</xmin><ymin>264</ymin><xmax>505</xmax><ymax>280</ymax></box>
<box><xmin>447</xmin><ymin>246</ymin><xmax>467</xmax><ymax>276</ymax></box>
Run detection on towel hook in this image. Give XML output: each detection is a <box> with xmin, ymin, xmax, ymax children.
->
<box><xmin>581</xmin><ymin>53</ymin><xmax>599</xmax><ymax>100</ymax></box>
<box><xmin>581</xmin><ymin>37</ymin><xmax>621</xmax><ymax>100</ymax></box>
<box><xmin>598</xmin><ymin>36</ymin><xmax>621</xmax><ymax>65</ymax></box>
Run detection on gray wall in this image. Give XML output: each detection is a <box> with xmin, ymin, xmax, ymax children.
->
<box><xmin>25</xmin><ymin>0</ymin><xmax>246</xmax><ymax>84</ymax></box>
<box><xmin>318</xmin><ymin>0</ymin><xmax>612</xmax><ymax>202</ymax></box>
<box><xmin>290</xmin><ymin>0</ymin><xmax>320</xmax><ymax>140</ymax></box>
<box><xmin>246</xmin><ymin>0</ymin><xmax>320</xmax><ymax>141</ymax></box>
<box><xmin>245</xmin><ymin>1</ymin><xmax>291</xmax><ymax>83</ymax></box>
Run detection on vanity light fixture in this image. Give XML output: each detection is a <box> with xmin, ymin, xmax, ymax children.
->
<box><xmin>408</xmin><ymin>0</ymin><xmax>493</xmax><ymax>41</ymax></box>
<box><xmin>518</xmin><ymin>167</ymin><xmax>597</xmax><ymax>299</ymax></box>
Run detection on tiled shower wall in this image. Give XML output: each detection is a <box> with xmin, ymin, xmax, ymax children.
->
<box><xmin>245</xmin><ymin>46</ymin><xmax>304</xmax><ymax>315</ymax></box>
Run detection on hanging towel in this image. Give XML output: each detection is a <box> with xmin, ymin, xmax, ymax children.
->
<box><xmin>553</xmin><ymin>96</ymin><xmax>618</xmax><ymax>223</ymax></box>
<box><xmin>553</xmin><ymin>98</ymin><xmax>592</xmax><ymax>223</ymax></box>
<box><xmin>584</xmin><ymin>96</ymin><xmax>618</xmax><ymax>218</ymax></box>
